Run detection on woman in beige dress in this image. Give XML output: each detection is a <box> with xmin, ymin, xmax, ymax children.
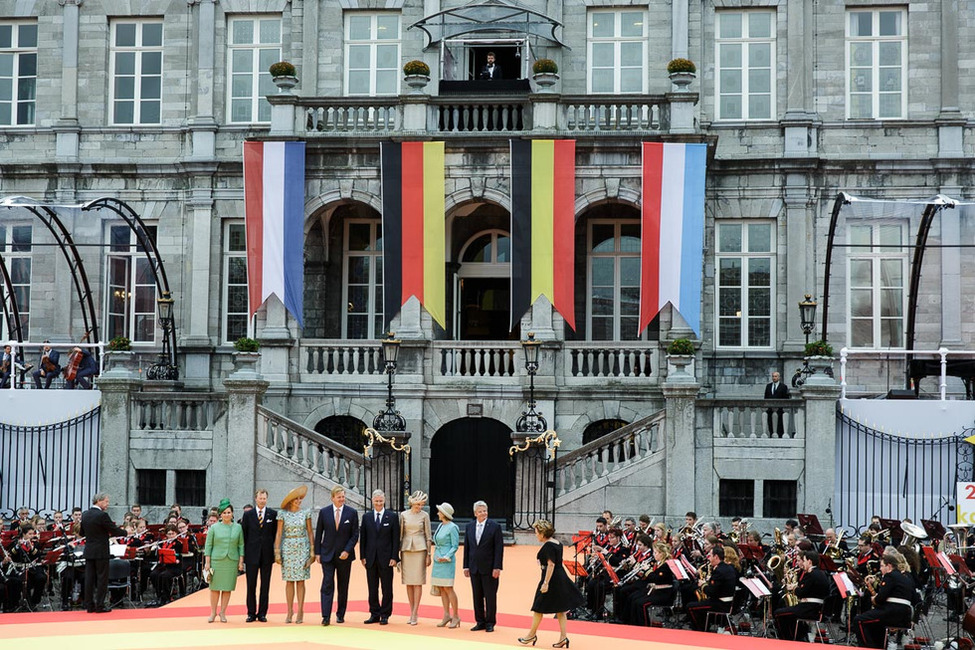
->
<box><xmin>399</xmin><ymin>490</ymin><xmax>433</xmax><ymax>625</ymax></box>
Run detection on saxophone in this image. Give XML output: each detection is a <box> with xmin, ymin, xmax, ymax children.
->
<box><xmin>782</xmin><ymin>567</ymin><xmax>799</xmax><ymax>607</ymax></box>
<box><xmin>696</xmin><ymin>563</ymin><xmax>711</xmax><ymax>600</ymax></box>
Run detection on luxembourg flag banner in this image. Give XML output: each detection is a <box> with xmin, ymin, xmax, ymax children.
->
<box><xmin>639</xmin><ymin>142</ymin><xmax>707</xmax><ymax>335</ymax></box>
<box><xmin>243</xmin><ymin>140</ymin><xmax>306</xmax><ymax>327</ymax></box>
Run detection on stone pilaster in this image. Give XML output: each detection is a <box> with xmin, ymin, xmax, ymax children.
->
<box><xmin>671</xmin><ymin>0</ymin><xmax>688</xmax><ymax>60</ymax></box>
<box><xmin>223</xmin><ymin>377</ymin><xmax>269</xmax><ymax>511</ymax></box>
<box><xmin>95</xmin><ymin>375</ymin><xmax>143</xmax><ymax>506</ymax></box>
<box><xmin>800</xmin><ymin>378</ymin><xmax>840</xmax><ymax>517</ymax></box>
<box><xmin>662</xmin><ymin>379</ymin><xmax>699</xmax><ymax>522</ymax></box>
<box><xmin>784</xmin><ymin>174</ymin><xmax>815</xmax><ymax>352</ymax></box>
<box><xmin>55</xmin><ymin>0</ymin><xmax>83</xmax><ymax>161</ymax></box>
<box><xmin>187</xmin><ymin>0</ymin><xmax>219</xmax><ymax>160</ymax></box>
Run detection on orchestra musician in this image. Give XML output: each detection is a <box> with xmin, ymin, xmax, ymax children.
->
<box><xmin>592</xmin><ymin>517</ymin><xmax>609</xmax><ymax>549</ymax></box>
<box><xmin>0</xmin><ymin>344</ymin><xmax>31</xmax><ymax>389</ymax></box>
<box><xmin>773</xmin><ymin>549</ymin><xmax>831</xmax><ymax>641</ymax></box>
<box><xmin>585</xmin><ymin>527</ymin><xmax>629</xmax><ymax>618</ymax></box>
<box><xmin>686</xmin><ymin>546</ymin><xmax>737</xmax><ymax>632</ymax></box>
<box><xmin>8</xmin><ymin>524</ymin><xmax>47</xmax><ymax>609</ymax></box>
<box><xmin>176</xmin><ymin>519</ymin><xmax>199</xmax><ymax>597</ymax></box>
<box><xmin>621</xmin><ymin>518</ymin><xmax>638</xmax><ymax>548</ymax></box>
<box><xmin>32</xmin><ymin>340</ymin><xmax>61</xmax><ymax>389</ymax></box>
<box><xmin>855</xmin><ymin>535</ymin><xmax>880</xmax><ymax>575</ymax></box>
<box><xmin>629</xmin><ymin>542</ymin><xmax>678</xmax><ymax>626</ymax></box>
<box><xmin>853</xmin><ymin>550</ymin><xmax>915</xmax><ymax>648</ymax></box>
<box><xmin>613</xmin><ymin>534</ymin><xmax>655</xmax><ymax>624</ymax></box>
<box><xmin>149</xmin><ymin>525</ymin><xmax>183</xmax><ymax>607</ymax></box>
<box><xmin>9</xmin><ymin>507</ymin><xmax>30</xmax><ymax>531</ymax></box>
<box><xmin>818</xmin><ymin>528</ymin><xmax>848</xmax><ymax>555</ymax></box>
<box><xmin>637</xmin><ymin>514</ymin><xmax>652</xmax><ymax>536</ymax></box>
<box><xmin>64</xmin><ymin>346</ymin><xmax>98</xmax><ymax>390</ymax></box>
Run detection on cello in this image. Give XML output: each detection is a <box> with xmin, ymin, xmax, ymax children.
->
<box><xmin>63</xmin><ymin>347</ymin><xmax>83</xmax><ymax>383</ymax></box>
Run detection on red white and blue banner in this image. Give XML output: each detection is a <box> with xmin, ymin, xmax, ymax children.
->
<box><xmin>639</xmin><ymin>142</ymin><xmax>707</xmax><ymax>335</ymax></box>
<box><xmin>243</xmin><ymin>140</ymin><xmax>305</xmax><ymax>327</ymax></box>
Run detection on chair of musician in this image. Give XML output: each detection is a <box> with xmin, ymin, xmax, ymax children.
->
<box><xmin>796</xmin><ymin>610</ymin><xmax>835</xmax><ymax>644</ymax></box>
<box><xmin>107</xmin><ymin>559</ymin><xmax>133</xmax><ymax>608</ymax></box>
<box><xmin>882</xmin><ymin>622</ymin><xmax>915</xmax><ymax>650</ymax></box>
<box><xmin>704</xmin><ymin>587</ymin><xmax>745</xmax><ymax>635</ymax></box>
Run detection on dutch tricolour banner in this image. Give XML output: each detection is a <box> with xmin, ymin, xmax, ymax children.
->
<box><xmin>639</xmin><ymin>142</ymin><xmax>707</xmax><ymax>335</ymax></box>
<box><xmin>243</xmin><ymin>141</ymin><xmax>305</xmax><ymax>327</ymax></box>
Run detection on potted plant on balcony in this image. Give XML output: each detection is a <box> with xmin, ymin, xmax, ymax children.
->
<box><xmin>403</xmin><ymin>60</ymin><xmax>431</xmax><ymax>93</ymax></box>
<box><xmin>231</xmin><ymin>336</ymin><xmax>262</xmax><ymax>377</ymax></box>
<box><xmin>666</xmin><ymin>57</ymin><xmax>696</xmax><ymax>91</ymax></box>
<box><xmin>665</xmin><ymin>337</ymin><xmax>696</xmax><ymax>382</ymax></box>
<box><xmin>269</xmin><ymin>61</ymin><xmax>299</xmax><ymax>93</ymax></box>
<box><xmin>532</xmin><ymin>58</ymin><xmax>559</xmax><ymax>90</ymax></box>
<box><xmin>103</xmin><ymin>335</ymin><xmax>139</xmax><ymax>376</ymax></box>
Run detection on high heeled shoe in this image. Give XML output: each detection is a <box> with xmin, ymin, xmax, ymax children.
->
<box><xmin>448</xmin><ymin>616</ymin><xmax>461</xmax><ymax>629</ymax></box>
<box><xmin>408</xmin><ymin>615</ymin><xmax>418</xmax><ymax>625</ymax></box>
<box><xmin>285</xmin><ymin>613</ymin><xmax>293</xmax><ymax>624</ymax></box>
<box><xmin>552</xmin><ymin>638</ymin><xmax>569</xmax><ymax>648</ymax></box>
<box><xmin>518</xmin><ymin>635</ymin><xmax>538</xmax><ymax>646</ymax></box>
<box><xmin>436</xmin><ymin>614</ymin><xmax>451</xmax><ymax>627</ymax></box>
<box><xmin>207</xmin><ymin>614</ymin><xmax>216</xmax><ymax>623</ymax></box>
<box><xmin>219</xmin><ymin>610</ymin><xmax>228</xmax><ymax>623</ymax></box>
<box><xmin>295</xmin><ymin>612</ymin><xmax>303</xmax><ymax>624</ymax></box>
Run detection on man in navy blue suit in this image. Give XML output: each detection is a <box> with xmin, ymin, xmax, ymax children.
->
<box><xmin>359</xmin><ymin>489</ymin><xmax>400</xmax><ymax>624</ymax></box>
<box><xmin>241</xmin><ymin>488</ymin><xmax>276</xmax><ymax>622</ymax></box>
<box><xmin>315</xmin><ymin>485</ymin><xmax>359</xmax><ymax>626</ymax></box>
<box><xmin>463</xmin><ymin>499</ymin><xmax>504</xmax><ymax>632</ymax></box>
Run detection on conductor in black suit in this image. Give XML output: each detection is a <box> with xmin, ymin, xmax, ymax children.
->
<box><xmin>241</xmin><ymin>488</ymin><xmax>277</xmax><ymax>622</ymax></box>
<box><xmin>479</xmin><ymin>51</ymin><xmax>503</xmax><ymax>80</ymax></box>
<box><xmin>81</xmin><ymin>492</ymin><xmax>125</xmax><ymax>613</ymax></box>
<box><xmin>463</xmin><ymin>499</ymin><xmax>504</xmax><ymax>632</ymax></box>
<box><xmin>315</xmin><ymin>485</ymin><xmax>359</xmax><ymax>626</ymax></box>
<box><xmin>359</xmin><ymin>489</ymin><xmax>400</xmax><ymax>624</ymax></box>
<box><xmin>765</xmin><ymin>370</ymin><xmax>791</xmax><ymax>436</ymax></box>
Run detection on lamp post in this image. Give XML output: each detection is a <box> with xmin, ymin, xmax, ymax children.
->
<box><xmin>373</xmin><ymin>332</ymin><xmax>406</xmax><ymax>432</ymax></box>
<box><xmin>146</xmin><ymin>290</ymin><xmax>179</xmax><ymax>380</ymax></box>
<box><xmin>792</xmin><ymin>293</ymin><xmax>822</xmax><ymax>387</ymax></box>
<box><xmin>516</xmin><ymin>332</ymin><xmax>547</xmax><ymax>433</ymax></box>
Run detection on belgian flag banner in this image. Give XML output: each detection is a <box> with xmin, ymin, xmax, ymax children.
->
<box><xmin>510</xmin><ymin>139</ymin><xmax>576</xmax><ymax>331</ymax></box>
<box><xmin>381</xmin><ymin>141</ymin><xmax>446</xmax><ymax>329</ymax></box>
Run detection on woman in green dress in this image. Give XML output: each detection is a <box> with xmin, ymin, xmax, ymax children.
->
<box><xmin>204</xmin><ymin>499</ymin><xmax>244</xmax><ymax>622</ymax></box>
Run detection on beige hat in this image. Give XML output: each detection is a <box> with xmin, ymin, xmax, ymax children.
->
<box><xmin>436</xmin><ymin>502</ymin><xmax>454</xmax><ymax>520</ymax></box>
<box><xmin>408</xmin><ymin>490</ymin><xmax>428</xmax><ymax>505</ymax></box>
<box><xmin>280</xmin><ymin>485</ymin><xmax>308</xmax><ymax>509</ymax></box>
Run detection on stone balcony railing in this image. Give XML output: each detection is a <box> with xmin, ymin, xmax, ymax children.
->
<box><xmin>272</xmin><ymin>90</ymin><xmax>696</xmax><ymax>138</ymax></box>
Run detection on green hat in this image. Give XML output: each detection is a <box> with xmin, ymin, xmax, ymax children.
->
<box><xmin>218</xmin><ymin>498</ymin><xmax>232</xmax><ymax>514</ymax></box>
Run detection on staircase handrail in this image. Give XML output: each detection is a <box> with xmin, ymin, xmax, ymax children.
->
<box><xmin>556</xmin><ymin>409</ymin><xmax>665</xmax><ymax>466</ymax></box>
<box><xmin>257</xmin><ymin>405</ymin><xmax>365</xmax><ymax>459</ymax></box>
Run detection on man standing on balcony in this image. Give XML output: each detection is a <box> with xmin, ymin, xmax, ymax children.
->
<box><xmin>764</xmin><ymin>371</ymin><xmax>790</xmax><ymax>437</ymax></box>
<box><xmin>479</xmin><ymin>52</ymin><xmax>503</xmax><ymax>80</ymax></box>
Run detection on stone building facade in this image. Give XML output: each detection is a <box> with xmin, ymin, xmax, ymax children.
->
<box><xmin>0</xmin><ymin>0</ymin><xmax>971</xmax><ymax>530</ymax></box>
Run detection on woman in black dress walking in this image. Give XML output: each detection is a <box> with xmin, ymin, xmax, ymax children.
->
<box><xmin>518</xmin><ymin>520</ymin><xmax>585</xmax><ymax>648</ymax></box>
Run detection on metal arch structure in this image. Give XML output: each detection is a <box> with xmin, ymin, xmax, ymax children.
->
<box><xmin>0</xmin><ymin>198</ymin><xmax>100</xmax><ymax>348</ymax></box>
<box><xmin>0</xmin><ymin>253</ymin><xmax>25</xmax><ymax>343</ymax></box>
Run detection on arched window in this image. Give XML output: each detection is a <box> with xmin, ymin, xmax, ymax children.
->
<box><xmin>455</xmin><ymin>229</ymin><xmax>514</xmax><ymax>340</ymax></box>
<box><xmin>342</xmin><ymin>219</ymin><xmax>383</xmax><ymax>339</ymax></box>
<box><xmin>314</xmin><ymin>415</ymin><xmax>368</xmax><ymax>451</ymax></box>
<box><xmin>582</xmin><ymin>418</ymin><xmax>631</xmax><ymax>462</ymax></box>
<box><xmin>588</xmin><ymin>219</ymin><xmax>641</xmax><ymax>340</ymax></box>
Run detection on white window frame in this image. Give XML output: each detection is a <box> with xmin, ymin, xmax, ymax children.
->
<box><xmin>104</xmin><ymin>224</ymin><xmax>158</xmax><ymax>346</ymax></box>
<box><xmin>344</xmin><ymin>12</ymin><xmax>401</xmax><ymax>96</ymax></box>
<box><xmin>714</xmin><ymin>10</ymin><xmax>776</xmax><ymax>121</ymax></box>
<box><xmin>587</xmin><ymin>9</ymin><xmax>648</xmax><ymax>95</ymax></box>
<box><xmin>0</xmin><ymin>224</ymin><xmax>32</xmax><ymax>340</ymax></box>
<box><xmin>714</xmin><ymin>221</ymin><xmax>776</xmax><ymax>349</ymax></box>
<box><xmin>109</xmin><ymin>19</ymin><xmax>164</xmax><ymax>125</ymax></box>
<box><xmin>222</xmin><ymin>221</ymin><xmax>251</xmax><ymax>343</ymax></box>
<box><xmin>0</xmin><ymin>21</ymin><xmax>37</xmax><ymax>127</ymax></box>
<box><xmin>587</xmin><ymin>219</ymin><xmax>644</xmax><ymax>341</ymax></box>
<box><xmin>342</xmin><ymin>219</ymin><xmax>384</xmax><ymax>339</ymax></box>
<box><xmin>845</xmin><ymin>8</ymin><xmax>907</xmax><ymax>120</ymax></box>
<box><xmin>846</xmin><ymin>222</ymin><xmax>908</xmax><ymax>349</ymax></box>
<box><xmin>227</xmin><ymin>15</ymin><xmax>282</xmax><ymax>124</ymax></box>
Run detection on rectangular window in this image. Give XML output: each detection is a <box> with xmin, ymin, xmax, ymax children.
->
<box><xmin>175</xmin><ymin>470</ymin><xmax>207</xmax><ymax>506</ymax></box>
<box><xmin>110</xmin><ymin>20</ymin><xmax>163</xmax><ymax>125</ymax></box>
<box><xmin>719</xmin><ymin>479</ymin><xmax>754</xmax><ymax>517</ymax></box>
<box><xmin>344</xmin><ymin>13</ymin><xmax>401</xmax><ymax>96</ymax></box>
<box><xmin>763</xmin><ymin>479</ymin><xmax>797</xmax><ymax>519</ymax></box>
<box><xmin>715</xmin><ymin>221</ymin><xmax>774</xmax><ymax>348</ymax></box>
<box><xmin>137</xmin><ymin>468</ymin><xmax>167</xmax><ymax>506</ymax></box>
<box><xmin>847</xmin><ymin>223</ymin><xmax>907</xmax><ymax>348</ymax></box>
<box><xmin>846</xmin><ymin>8</ymin><xmax>906</xmax><ymax>119</ymax></box>
<box><xmin>343</xmin><ymin>220</ymin><xmax>383</xmax><ymax>339</ymax></box>
<box><xmin>223</xmin><ymin>222</ymin><xmax>251</xmax><ymax>343</ymax></box>
<box><xmin>587</xmin><ymin>10</ymin><xmax>647</xmax><ymax>94</ymax></box>
<box><xmin>715</xmin><ymin>11</ymin><xmax>775</xmax><ymax>120</ymax></box>
<box><xmin>228</xmin><ymin>16</ymin><xmax>281</xmax><ymax>123</ymax></box>
<box><xmin>588</xmin><ymin>220</ymin><xmax>643</xmax><ymax>340</ymax></box>
<box><xmin>105</xmin><ymin>224</ymin><xmax>158</xmax><ymax>344</ymax></box>
<box><xmin>0</xmin><ymin>21</ymin><xmax>37</xmax><ymax>126</ymax></box>
<box><xmin>0</xmin><ymin>224</ymin><xmax>32</xmax><ymax>340</ymax></box>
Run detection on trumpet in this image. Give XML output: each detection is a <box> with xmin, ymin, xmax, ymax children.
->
<box><xmin>620</xmin><ymin>559</ymin><xmax>655</xmax><ymax>584</ymax></box>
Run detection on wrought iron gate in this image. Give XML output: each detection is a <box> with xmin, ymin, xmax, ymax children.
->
<box><xmin>363</xmin><ymin>428</ymin><xmax>410</xmax><ymax>512</ymax></box>
<box><xmin>510</xmin><ymin>431</ymin><xmax>559</xmax><ymax>531</ymax></box>
<box><xmin>834</xmin><ymin>406</ymin><xmax>972</xmax><ymax>531</ymax></box>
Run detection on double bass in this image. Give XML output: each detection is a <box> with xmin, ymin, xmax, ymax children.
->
<box><xmin>63</xmin><ymin>347</ymin><xmax>83</xmax><ymax>383</ymax></box>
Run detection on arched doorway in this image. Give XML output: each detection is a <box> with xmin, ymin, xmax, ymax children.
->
<box><xmin>429</xmin><ymin>417</ymin><xmax>515</xmax><ymax>526</ymax></box>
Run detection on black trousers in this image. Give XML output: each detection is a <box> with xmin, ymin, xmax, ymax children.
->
<box><xmin>150</xmin><ymin>564</ymin><xmax>181</xmax><ymax>603</ymax></box>
<box><xmin>365</xmin><ymin>561</ymin><xmax>395</xmax><ymax>618</ymax></box>
<box><xmin>773</xmin><ymin>602</ymin><xmax>822</xmax><ymax>641</ymax></box>
<box><xmin>766</xmin><ymin>408</ymin><xmax>786</xmax><ymax>436</ymax></box>
<box><xmin>854</xmin><ymin>604</ymin><xmax>912</xmax><ymax>649</ymax></box>
<box><xmin>245</xmin><ymin>560</ymin><xmax>273</xmax><ymax>617</ymax></box>
<box><xmin>84</xmin><ymin>557</ymin><xmax>110</xmax><ymax>611</ymax></box>
<box><xmin>687</xmin><ymin>598</ymin><xmax>731</xmax><ymax>631</ymax></box>
<box><xmin>470</xmin><ymin>571</ymin><xmax>499</xmax><ymax>626</ymax></box>
<box><xmin>320</xmin><ymin>557</ymin><xmax>352</xmax><ymax>620</ymax></box>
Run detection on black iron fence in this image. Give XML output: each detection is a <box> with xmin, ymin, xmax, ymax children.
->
<box><xmin>510</xmin><ymin>434</ymin><xmax>558</xmax><ymax>531</ymax></box>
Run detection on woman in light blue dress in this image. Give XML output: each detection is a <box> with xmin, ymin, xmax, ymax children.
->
<box><xmin>274</xmin><ymin>485</ymin><xmax>315</xmax><ymax>624</ymax></box>
<box><xmin>431</xmin><ymin>502</ymin><xmax>460</xmax><ymax>628</ymax></box>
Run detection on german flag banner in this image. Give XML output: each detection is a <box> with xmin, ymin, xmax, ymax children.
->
<box><xmin>510</xmin><ymin>139</ymin><xmax>576</xmax><ymax>331</ymax></box>
<box><xmin>380</xmin><ymin>141</ymin><xmax>446</xmax><ymax>330</ymax></box>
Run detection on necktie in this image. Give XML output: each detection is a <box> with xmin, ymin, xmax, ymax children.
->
<box><xmin>376</xmin><ymin>512</ymin><xmax>382</xmax><ymax>530</ymax></box>
<box><xmin>258</xmin><ymin>509</ymin><xmax>264</xmax><ymax>526</ymax></box>
<box><xmin>476</xmin><ymin>522</ymin><xmax>483</xmax><ymax>544</ymax></box>
<box><xmin>334</xmin><ymin>508</ymin><xmax>341</xmax><ymax>530</ymax></box>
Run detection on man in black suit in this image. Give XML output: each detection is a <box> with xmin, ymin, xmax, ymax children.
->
<box><xmin>32</xmin><ymin>340</ymin><xmax>60</xmax><ymax>389</ymax></box>
<box><xmin>764</xmin><ymin>370</ymin><xmax>791</xmax><ymax>436</ymax></box>
<box><xmin>241</xmin><ymin>488</ymin><xmax>276</xmax><ymax>622</ymax></box>
<box><xmin>359</xmin><ymin>489</ymin><xmax>399</xmax><ymax>624</ymax></box>
<box><xmin>81</xmin><ymin>492</ymin><xmax>125</xmax><ymax>613</ymax></box>
<box><xmin>315</xmin><ymin>485</ymin><xmax>359</xmax><ymax>626</ymax></box>
<box><xmin>479</xmin><ymin>51</ymin><xmax>503</xmax><ymax>80</ymax></box>
<box><xmin>463</xmin><ymin>499</ymin><xmax>504</xmax><ymax>632</ymax></box>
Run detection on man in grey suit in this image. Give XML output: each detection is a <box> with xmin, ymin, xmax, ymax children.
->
<box><xmin>314</xmin><ymin>485</ymin><xmax>359</xmax><ymax>626</ymax></box>
<box><xmin>463</xmin><ymin>500</ymin><xmax>503</xmax><ymax>632</ymax></box>
<box><xmin>359</xmin><ymin>489</ymin><xmax>399</xmax><ymax>624</ymax></box>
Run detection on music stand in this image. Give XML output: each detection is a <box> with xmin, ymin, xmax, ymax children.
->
<box><xmin>920</xmin><ymin>519</ymin><xmax>946</xmax><ymax>541</ymax></box>
<box><xmin>797</xmin><ymin>513</ymin><xmax>824</xmax><ymax>538</ymax></box>
<box><xmin>597</xmin><ymin>552</ymin><xmax>620</xmax><ymax>586</ymax></box>
<box><xmin>738</xmin><ymin>544</ymin><xmax>765</xmax><ymax>564</ymax></box>
<box><xmin>564</xmin><ymin>559</ymin><xmax>588</xmax><ymax>579</ymax></box>
<box><xmin>666</xmin><ymin>558</ymin><xmax>688</xmax><ymax>581</ymax></box>
<box><xmin>740</xmin><ymin>576</ymin><xmax>773</xmax><ymax>637</ymax></box>
<box><xmin>833</xmin><ymin>572</ymin><xmax>860</xmax><ymax>642</ymax></box>
<box><xmin>878</xmin><ymin>518</ymin><xmax>903</xmax><ymax>544</ymax></box>
<box><xmin>819</xmin><ymin>555</ymin><xmax>839</xmax><ymax>572</ymax></box>
<box><xmin>43</xmin><ymin>548</ymin><xmax>63</xmax><ymax>565</ymax></box>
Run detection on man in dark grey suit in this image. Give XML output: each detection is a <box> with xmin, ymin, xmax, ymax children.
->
<box><xmin>241</xmin><ymin>488</ymin><xmax>276</xmax><ymax>622</ymax></box>
<box><xmin>81</xmin><ymin>492</ymin><xmax>125</xmax><ymax>613</ymax></box>
<box><xmin>315</xmin><ymin>485</ymin><xmax>359</xmax><ymax>626</ymax></box>
<box><xmin>764</xmin><ymin>370</ymin><xmax>791</xmax><ymax>436</ymax></box>
<box><xmin>359</xmin><ymin>489</ymin><xmax>400</xmax><ymax>624</ymax></box>
<box><xmin>463</xmin><ymin>499</ymin><xmax>503</xmax><ymax>632</ymax></box>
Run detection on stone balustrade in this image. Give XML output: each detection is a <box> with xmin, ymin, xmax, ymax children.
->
<box><xmin>563</xmin><ymin>341</ymin><xmax>658</xmax><ymax>383</ymax></box>
<box><xmin>559</xmin><ymin>95</ymin><xmax>668</xmax><ymax>132</ymax></box>
<box><xmin>709</xmin><ymin>398</ymin><xmax>805</xmax><ymax>439</ymax></box>
<box><xmin>299</xmin><ymin>340</ymin><xmax>384</xmax><ymax>381</ymax></box>
<box><xmin>432</xmin><ymin>341</ymin><xmax>520</xmax><ymax>379</ymax></box>
<box><xmin>132</xmin><ymin>392</ymin><xmax>225</xmax><ymax>431</ymax></box>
